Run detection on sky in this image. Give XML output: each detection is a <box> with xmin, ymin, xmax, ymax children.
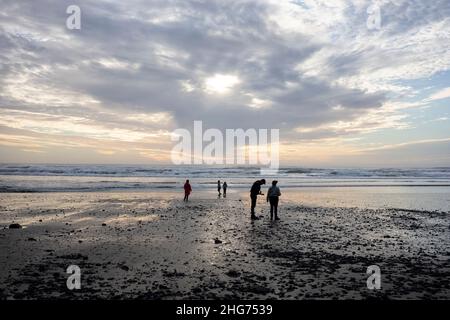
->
<box><xmin>0</xmin><ymin>0</ymin><xmax>449</xmax><ymax>167</ymax></box>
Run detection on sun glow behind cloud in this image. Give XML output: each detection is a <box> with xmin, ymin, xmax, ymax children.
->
<box><xmin>204</xmin><ymin>74</ymin><xmax>240</xmax><ymax>94</ymax></box>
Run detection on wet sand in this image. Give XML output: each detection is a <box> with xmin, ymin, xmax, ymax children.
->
<box><xmin>0</xmin><ymin>191</ymin><xmax>449</xmax><ymax>299</ymax></box>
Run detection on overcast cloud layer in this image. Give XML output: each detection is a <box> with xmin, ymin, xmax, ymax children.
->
<box><xmin>0</xmin><ymin>0</ymin><xmax>449</xmax><ymax>166</ymax></box>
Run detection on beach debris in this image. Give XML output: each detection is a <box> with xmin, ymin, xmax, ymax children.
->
<box><xmin>214</xmin><ymin>238</ymin><xmax>222</xmax><ymax>244</ymax></box>
<box><xmin>245</xmin><ymin>284</ymin><xmax>273</xmax><ymax>295</ymax></box>
<box><xmin>192</xmin><ymin>287</ymin><xmax>202</xmax><ymax>294</ymax></box>
<box><xmin>27</xmin><ymin>237</ymin><xmax>37</xmax><ymax>241</ymax></box>
<box><xmin>225</xmin><ymin>269</ymin><xmax>241</xmax><ymax>278</ymax></box>
<box><xmin>163</xmin><ymin>269</ymin><xmax>186</xmax><ymax>277</ymax></box>
<box><xmin>102</xmin><ymin>223</ymin><xmax>107</xmax><ymax>226</ymax></box>
<box><xmin>59</xmin><ymin>253</ymin><xmax>88</xmax><ymax>260</ymax></box>
<box><xmin>118</xmin><ymin>264</ymin><xmax>130</xmax><ymax>271</ymax></box>
<box><xmin>9</xmin><ymin>223</ymin><xmax>22</xmax><ymax>229</ymax></box>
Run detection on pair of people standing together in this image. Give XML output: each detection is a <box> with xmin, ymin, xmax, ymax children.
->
<box><xmin>250</xmin><ymin>179</ymin><xmax>281</xmax><ymax>221</ymax></box>
<box><xmin>217</xmin><ymin>180</ymin><xmax>227</xmax><ymax>197</ymax></box>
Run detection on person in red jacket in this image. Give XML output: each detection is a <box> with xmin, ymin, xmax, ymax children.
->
<box><xmin>184</xmin><ymin>179</ymin><xmax>192</xmax><ymax>202</ymax></box>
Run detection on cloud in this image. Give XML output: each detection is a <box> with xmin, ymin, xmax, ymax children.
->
<box><xmin>0</xmin><ymin>0</ymin><xmax>449</xmax><ymax>165</ymax></box>
<box><xmin>356</xmin><ymin>137</ymin><xmax>450</xmax><ymax>153</ymax></box>
<box><xmin>428</xmin><ymin>87</ymin><xmax>450</xmax><ymax>101</ymax></box>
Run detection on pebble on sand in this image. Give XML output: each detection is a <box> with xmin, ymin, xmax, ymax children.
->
<box><xmin>225</xmin><ymin>269</ymin><xmax>241</xmax><ymax>278</ymax></box>
<box><xmin>119</xmin><ymin>264</ymin><xmax>130</xmax><ymax>271</ymax></box>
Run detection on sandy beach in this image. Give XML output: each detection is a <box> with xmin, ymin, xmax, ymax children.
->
<box><xmin>2</xmin><ymin>0</ymin><xmax>450</xmax><ymax>309</ymax></box>
<box><xmin>1</xmin><ymin>190</ymin><xmax>449</xmax><ymax>300</ymax></box>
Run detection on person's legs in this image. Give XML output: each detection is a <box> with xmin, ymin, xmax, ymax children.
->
<box><xmin>250</xmin><ymin>195</ymin><xmax>257</xmax><ymax>218</ymax></box>
<box><xmin>270</xmin><ymin>201</ymin><xmax>274</xmax><ymax>220</ymax></box>
<box><xmin>274</xmin><ymin>197</ymin><xmax>279</xmax><ymax>220</ymax></box>
<box><xmin>269</xmin><ymin>197</ymin><xmax>277</xmax><ymax>220</ymax></box>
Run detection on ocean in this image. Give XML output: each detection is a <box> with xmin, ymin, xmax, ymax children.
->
<box><xmin>1</xmin><ymin>164</ymin><xmax>449</xmax><ymax>192</ymax></box>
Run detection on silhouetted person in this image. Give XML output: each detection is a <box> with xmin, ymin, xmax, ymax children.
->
<box><xmin>250</xmin><ymin>179</ymin><xmax>266</xmax><ymax>220</ymax></box>
<box><xmin>223</xmin><ymin>182</ymin><xmax>228</xmax><ymax>198</ymax></box>
<box><xmin>217</xmin><ymin>180</ymin><xmax>221</xmax><ymax>197</ymax></box>
<box><xmin>267</xmin><ymin>180</ymin><xmax>281</xmax><ymax>220</ymax></box>
<box><xmin>184</xmin><ymin>179</ymin><xmax>192</xmax><ymax>202</ymax></box>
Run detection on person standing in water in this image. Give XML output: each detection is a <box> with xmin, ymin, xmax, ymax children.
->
<box><xmin>184</xmin><ymin>179</ymin><xmax>192</xmax><ymax>202</ymax></box>
<box><xmin>250</xmin><ymin>179</ymin><xmax>266</xmax><ymax>220</ymax></box>
<box><xmin>223</xmin><ymin>182</ymin><xmax>228</xmax><ymax>198</ymax></box>
<box><xmin>217</xmin><ymin>180</ymin><xmax>221</xmax><ymax>197</ymax></box>
<box><xmin>267</xmin><ymin>180</ymin><xmax>281</xmax><ymax>220</ymax></box>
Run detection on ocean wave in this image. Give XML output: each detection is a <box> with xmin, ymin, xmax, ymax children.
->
<box><xmin>1</xmin><ymin>164</ymin><xmax>450</xmax><ymax>178</ymax></box>
<box><xmin>1</xmin><ymin>164</ymin><xmax>450</xmax><ymax>192</ymax></box>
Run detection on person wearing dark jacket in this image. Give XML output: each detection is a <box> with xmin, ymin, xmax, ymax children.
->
<box><xmin>223</xmin><ymin>182</ymin><xmax>228</xmax><ymax>198</ymax></box>
<box><xmin>184</xmin><ymin>180</ymin><xmax>192</xmax><ymax>202</ymax></box>
<box><xmin>267</xmin><ymin>180</ymin><xmax>281</xmax><ymax>220</ymax></box>
<box><xmin>250</xmin><ymin>179</ymin><xmax>266</xmax><ymax>220</ymax></box>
